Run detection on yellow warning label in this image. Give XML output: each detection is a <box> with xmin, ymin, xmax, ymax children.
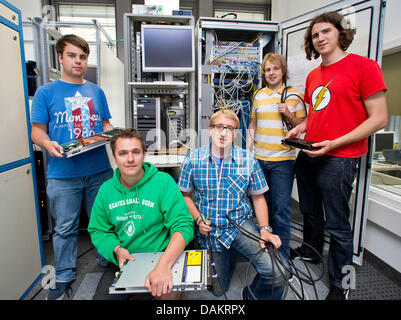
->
<box><xmin>187</xmin><ymin>251</ymin><xmax>202</xmax><ymax>266</ymax></box>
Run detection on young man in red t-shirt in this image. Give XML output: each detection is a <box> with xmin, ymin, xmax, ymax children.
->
<box><xmin>285</xmin><ymin>11</ymin><xmax>388</xmax><ymax>300</ymax></box>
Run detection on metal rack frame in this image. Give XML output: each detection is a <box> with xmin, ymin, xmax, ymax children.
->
<box><xmin>24</xmin><ymin>18</ymin><xmax>115</xmax><ymax>87</ymax></box>
<box><xmin>123</xmin><ymin>14</ymin><xmax>196</xmax><ymax>161</ymax></box>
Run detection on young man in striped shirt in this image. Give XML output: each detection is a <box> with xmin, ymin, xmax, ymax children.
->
<box><xmin>247</xmin><ymin>53</ymin><xmax>306</xmax><ymax>258</ymax></box>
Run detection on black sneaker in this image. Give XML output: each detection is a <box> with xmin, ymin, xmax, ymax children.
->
<box><xmin>325</xmin><ymin>285</ymin><xmax>350</xmax><ymax>300</ymax></box>
<box><xmin>290</xmin><ymin>246</ymin><xmax>320</xmax><ymax>264</ymax></box>
<box><xmin>46</xmin><ymin>282</ymin><xmax>73</xmax><ymax>300</ymax></box>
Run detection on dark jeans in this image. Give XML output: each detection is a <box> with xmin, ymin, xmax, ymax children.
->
<box><xmin>210</xmin><ymin>218</ymin><xmax>285</xmax><ymax>300</ymax></box>
<box><xmin>258</xmin><ymin>159</ymin><xmax>295</xmax><ymax>258</ymax></box>
<box><xmin>295</xmin><ymin>152</ymin><xmax>358</xmax><ymax>288</ymax></box>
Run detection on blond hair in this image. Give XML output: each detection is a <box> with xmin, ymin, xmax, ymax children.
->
<box><xmin>261</xmin><ymin>53</ymin><xmax>288</xmax><ymax>84</ymax></box>
<box><xmin>209</xmin><ymin>109</ymin><xmax>240</xmax><ymax>129</ymax></box>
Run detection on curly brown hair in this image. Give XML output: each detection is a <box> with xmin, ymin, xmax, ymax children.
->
<box><xmin>304</xmin><ymin>11</ymin><xmax>356</xmax><ymax>61</ymax></box>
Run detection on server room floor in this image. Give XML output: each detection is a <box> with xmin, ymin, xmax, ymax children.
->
<box><xmin>25</xmin><ymin>224</ymin><xmax>401</xmax><ymax>301</ymax></box>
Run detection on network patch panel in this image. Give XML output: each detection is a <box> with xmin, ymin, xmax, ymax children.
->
<box><xmin>211</xmin><ymin>41</ymin><xmax>261</xmax><ymax>73</ymax></box>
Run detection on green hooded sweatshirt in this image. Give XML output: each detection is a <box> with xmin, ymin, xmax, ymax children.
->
<box><xmin>88</xmin><ymin>162</ymin><xmax>193</xmax><ymax>266</ymax></box>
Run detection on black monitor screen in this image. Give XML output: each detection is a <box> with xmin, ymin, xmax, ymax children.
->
<box><xmin>374</xmin><ymin>132</ymin><xmax>394</xmax><ymax>152</ymax></box>
<box><xmin>141</xmin><ymin>25</ymin><xmax>194</xmax><ymax>72</ymax></box>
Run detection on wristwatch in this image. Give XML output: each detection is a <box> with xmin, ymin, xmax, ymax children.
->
<box><xmin>259</xmin><ymin>225</ymin><xmax>273</xmax><ymax>233</ymax></box>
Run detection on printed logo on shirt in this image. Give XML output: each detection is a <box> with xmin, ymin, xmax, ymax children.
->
<box><xmin>54</xmin><ymin>91</ymin><xmax>101</xmax><ymax>140</ymax></box>
<box><xmin>311</xmin><ymin>79</ymin><xmax>334</xmax><ymax>113</ymax></box>
<box><xmin>116</xmin><ymin>211</ymin><xmax>143</xmax><ymax>223</ymax></box>
<box><xmin>108</xmin><ymin>198</ymin><xmax>154</xmax><ymax>210</ymax></box>
<box><xmin>123</xmin><ymin>221</ymin><xmax>135</xmax><ymax>237</ymax></box>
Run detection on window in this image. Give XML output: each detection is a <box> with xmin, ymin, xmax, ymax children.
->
<box><xmin>58</xmin><ymin>4</ymin><xmax>116</xmax><ymax>66</ymax></box>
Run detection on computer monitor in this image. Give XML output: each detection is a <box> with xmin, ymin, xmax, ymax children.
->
<box><xmin>374</xmin><ymin>131</ymin><xmax>395</xmax><ymax>152</ymax></box>
<box><xmin>141</xmin><ymin>24</ymin><xmax>195</xmax><ymax>73</ymax></box>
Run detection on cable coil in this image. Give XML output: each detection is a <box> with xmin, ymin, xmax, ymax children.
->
<box><xmin>225</xmin><ymin>214</ymin><xmax>324</xmax><ymax>300</ymax></box>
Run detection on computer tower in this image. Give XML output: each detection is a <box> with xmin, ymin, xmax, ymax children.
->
<box><xmin>166</xmin><ymin>107</ymin><xmax>185</xmax><ymax>148</ymax></box>
<box><xmin>133</xmin><ymin>97</ymin><xmax>161</xmax><ymax>151</ymax></box>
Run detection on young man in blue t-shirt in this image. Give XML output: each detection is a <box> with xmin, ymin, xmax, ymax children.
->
<box><xmin>31</xmin><ymin>34</ymin><xmax>114</xmax><ymax>300</ymax></box>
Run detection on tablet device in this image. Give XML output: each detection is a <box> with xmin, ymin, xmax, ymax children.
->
<box><xmin>281</xmin><ymin>138</ymin><xmax>321</xmax><ymax>151</ymax></box>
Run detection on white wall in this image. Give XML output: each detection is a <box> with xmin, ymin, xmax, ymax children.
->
<box><xmin>99</xmin><ymin>41</ymin><xmax>125</xmax><ymax>129</ymax></box>
<box><xmin>382</xmin><ymin>0</ymin><xmax>401</xmax><ymax>54</ymax></box>
<box><xmin>364</xmin><ymin>186</ymin><xmax>401</xmax><ymax>273</ymax></box>
<box><xmin>271</xmin><ymin>0</ymin><xmax>336</xmax><ymax>22</ymax></box>
<box><xmin>272</xmin><ymin>0</ymin><xmax>401</xmax><ymax>55</ymax></box>
<box><xmin>7</xmin><ymin>0</ymin><xmax>42</xmax><ymax>61</ymax></box>
<box><xmin>6</xmin><ymin>0</ymin><xmax>42</xmax><ymax>20</ymax></box>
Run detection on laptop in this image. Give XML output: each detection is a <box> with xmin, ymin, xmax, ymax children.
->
<box><xmin>109</xmin><ymin>249</ymin><xmax>211</xmax><ymax>294</ymax></box>
<box><xmin>60</xmin><ymin>127</ymin><xmax>124</xmax><ymax>158</ymax></box>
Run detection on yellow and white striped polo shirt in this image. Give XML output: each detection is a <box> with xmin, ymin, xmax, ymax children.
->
<box><xmin>251</xmin><ymin>85</ymin><xmax>306</xmax><ymax>161</ymax></box>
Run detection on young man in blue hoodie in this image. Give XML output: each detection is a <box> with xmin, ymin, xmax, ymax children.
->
<box><xmin>88</xmin><ymin>128</ymin><xmax>193</xmax><ymax>299</ymax></box>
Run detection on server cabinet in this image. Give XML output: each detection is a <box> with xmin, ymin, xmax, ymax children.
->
<box><xmin>196</xmin><ymin>18</ymin><xmax>279</xmax><ymax>147</ymax></box>
<box><xmin>123</xmin><ymin>14</ymin><xmax>196</xmax><ymax>165</ymax></box>
<box><xmin>0</xmin><ymin>0</ymin><xmax>44</xmax><ymax>299</ymax></box>
<box><xmin>197</xmin><ymin>0</ymin><xmax>386</xmax><ymax>264</ymax></box>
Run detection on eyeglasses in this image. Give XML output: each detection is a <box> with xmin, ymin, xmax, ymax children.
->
<box><xmin>211</xmin><ymin>124</ymin><xmax>236</xmax><ymax>133</ymax></box>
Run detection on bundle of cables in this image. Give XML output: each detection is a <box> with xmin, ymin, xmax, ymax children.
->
<box><xmin>279</xmin><ymin>86</ymin><xmax>308</xmax><ymax>132</ymax></box>
<box><xmin>210</xmin><ymin>214</ymin><xmax>325</xmax><ymax>300</ymax></box>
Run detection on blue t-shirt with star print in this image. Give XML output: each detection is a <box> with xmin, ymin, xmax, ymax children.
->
<box><xmin>31</xmin><ymin>80</ymin><xmax>112</xmax><ymax>178</ymax></box>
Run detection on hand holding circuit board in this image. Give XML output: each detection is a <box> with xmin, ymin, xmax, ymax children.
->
<box><xmin>60</xmin><ymin>127</ymin><xmax>124</xmax><ymax>158</ymax></box>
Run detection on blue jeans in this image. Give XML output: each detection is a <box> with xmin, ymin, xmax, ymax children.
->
<box><xmin>295</xmin><ymin>152</ymin><xmax>358</xmax><ymax>288</ymax></box>
<box><xmin>258</xmin><ymin>160</ymin><xmax>295</xmax><ymax>258</ymax></box>
<box><xmin>210</xmin><ymin>218</ymin><xmax>285</xmax><ymax>300</ymax></box>
<box><xmin>46</xmin><ymin>169</ymin><xmax>113</xmax><ymax>283</ymax></box>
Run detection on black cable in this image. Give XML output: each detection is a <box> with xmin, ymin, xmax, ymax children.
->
<box><xmin>225</xmin><ymin>214</ymin><xmax>325</xmax><ymax>300</ymax></box>
<box><xmin>220</xmin><ymin>13</ymin><xmax>238</xmax><ymax>19</ymax></box>
<box><xmin>272</xmin><ymin>246</ymin><xmax>314</xmax><ymax>300</ymax></box>
<box><xmin>284</xmin><ymin>241</ymin><xmax>324</xmax><ymax>283</ymax></box>
<box><xmin>224</xmin><ymin>215</ymin><xmax>279</xmax><ymax>300</ymax></box>
<box><xmin>280</xmin><ymin>87</ymin><xmax>308</xmax><ymax>132</ymax></box>
<box><xmin>271</xmin><ymin>249</ymin><xmax>306</xmax><ymax>300</ymax></box>
<box><xmin>197</xmin><ymin>213</ymin><xmax>229</xmax><ymax>300</ymax></box>
<box><xmin>280</xmin><ymin>86</ymin><xmax>292</xmax><ymax>131</ymax></box>
<box><xmin>207</xmin><ymin>236</ymin><xmax>229</xmax><ymax>300</ymax></box>
<box><xmin>245</xmin><ymin>246</ymin><xmax>273</xmax><ymax>300</ymax></box>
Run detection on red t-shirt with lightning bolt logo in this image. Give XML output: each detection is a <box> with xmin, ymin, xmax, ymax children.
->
<box><xmin>304</xmin><ymin>53</ymin><xmax>387</xmax><ymax>158</ymax></box>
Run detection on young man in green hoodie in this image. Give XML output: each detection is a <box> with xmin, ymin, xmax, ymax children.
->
<box><xmin>88</xmin><ymin>129</ymin><xmax>193</xmax><ymax>299</ymax></box>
